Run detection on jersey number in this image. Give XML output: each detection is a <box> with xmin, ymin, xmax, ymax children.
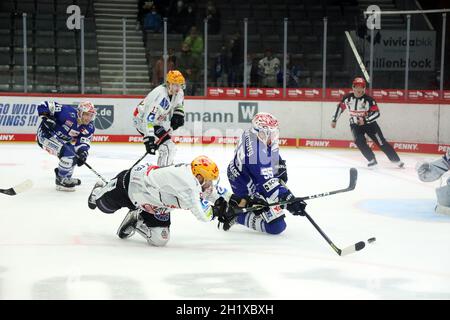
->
<box><xmin>260</xmin><ymin>167</ymin><xmax>274</xmax><ymax>179</ymax></box>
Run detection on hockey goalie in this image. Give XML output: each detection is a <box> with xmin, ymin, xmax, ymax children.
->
<box><xmin>417</xmin><ymin>149</ymin><xmax>450</xmax><ymax>215</ymax></box>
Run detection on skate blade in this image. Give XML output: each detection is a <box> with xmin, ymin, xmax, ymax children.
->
<box><xmin>56</xmin><ymin>185</ymin><xmax>76</xmax><ymax>192</ymax></box>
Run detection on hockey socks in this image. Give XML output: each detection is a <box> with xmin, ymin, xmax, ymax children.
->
<box><xmin>237</xmin><ymin>212</ymin><xmax>286</xmax><ymax>235</ymax></box>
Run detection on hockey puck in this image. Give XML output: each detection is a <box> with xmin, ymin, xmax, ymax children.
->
<box><xmin>367</xmin><ymin>237</ymin><xmax>376</xmax><ymax>244</ymax></box>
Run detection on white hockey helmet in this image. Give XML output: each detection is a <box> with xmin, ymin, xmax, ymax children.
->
<box><xmin>251</xmin><ymin>112</ymin><xmax>279</xmax><ymax>146</ymax></box>
<box><xmin>77</xmin><ymin>101</ymin><xmax>97</xmax><ymax>124</ymax></box>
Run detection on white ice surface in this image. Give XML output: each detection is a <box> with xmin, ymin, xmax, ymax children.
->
<box><xmin>1</xmin><ymin>143</ymin><xmax>449</xmax><ymax>300</ymax></box>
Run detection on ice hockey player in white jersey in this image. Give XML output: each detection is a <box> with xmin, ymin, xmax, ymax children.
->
<box><xmin>133</xmin><ymin>70</ymin><xmax>186</xmax><ymax>167</ymax></box>
<box><xmin>417</xmin><ymin>149</ymin><xmax>450</xmax><ymax>215</ymax></box>
<box><xmin>87</xmin><ymin>155</ymin><xmax>230</xmax><ymax>246</ymax></box>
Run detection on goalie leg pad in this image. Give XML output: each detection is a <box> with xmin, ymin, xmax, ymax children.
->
<box><xmin>157</xmin><ymin>139</ymin><xmax>176</xmax><ymax>167</ymax></box>
<box><xmin>435</xmin><ymin>204</ymin><xmax>450</xmax><ymax>215</ymax></box>
<box><xmin>436</xmin><ymin>184</ymin><xmax>450</xmax><ymax>207</ymax></box>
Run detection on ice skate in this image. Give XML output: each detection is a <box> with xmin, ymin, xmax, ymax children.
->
<box><xmin>117</xmin><ymin>209</ymin><xmax>140</xmax><ymax>239</ymax></box>
<box><xmin>54</xmin><ymin>168</ymin><xmax>81</xmax><ymax>192</ymax></box>
<box><xmin>367</xmin><ymin>159</ymin><xmax>378</xmax><ymax>168</ymax></box>
<box><xmin>88</xmin><ymin>180</ymin><xmax>106</xmax><ymax>209</ymax></box>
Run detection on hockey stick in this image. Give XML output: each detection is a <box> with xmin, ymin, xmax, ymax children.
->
<box><xmin>82</xmin><ymin>162</ymin><xmax>108</xmax><ymax>184</ymax></box>
<box><xmin>233</xmin><ymin>168</ymin><xmax>358</xmax><ymax>215</ymax></box>
<box><xmin>0</xmin><ymin>179</ymin><xmax>33</xmax><ymax>196</ymax></box>
<box><xmin>278</xmin><ymin>179</ymin><xmax>366</xmax><ymax>257</ymax></box>
<box><xmin>129</xmin><ymin>129</ymin><xmax>173</xmax><ymax>170</ymax></box>
<box><xmin>303</xmin><ymin>211</ymin><xmax>366</xmax><ymax>256</ymax></box>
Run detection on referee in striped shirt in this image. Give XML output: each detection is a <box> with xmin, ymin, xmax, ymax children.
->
<box><xmin>331</xmin><ymin>77</ymin><xmax>404</xmax><ymax>168</ymax></box>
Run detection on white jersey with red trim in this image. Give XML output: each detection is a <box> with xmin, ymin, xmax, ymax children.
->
<box><xmin>132</xmin><ymin>84</ymin><xmax>184</xmax><ymax>137</ymax></box>
<box><xmin>332</xmin><ymin>93</ymin><xmax>380</xmax><ymax>125</ymax></box>
<box><xmin>127</xmin><ymin>163</ymin><xmax>226</xmax><ymax>222</ymax></box>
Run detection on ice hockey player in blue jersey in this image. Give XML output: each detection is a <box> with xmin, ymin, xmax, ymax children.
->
<box><xmin>36</xmin><ymin>100</ymin><xmax>96</xmax><ymax>191</ymax></box>
<box><xmin>218</xmin><ymin>112</ymin><xmax>307</xmax><ymax>234</ymax></box>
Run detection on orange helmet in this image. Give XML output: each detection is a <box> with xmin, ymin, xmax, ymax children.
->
<box><xmin>191</xmin><ymin>155</ymin><xmax>219</xmax><ymax>181</ymax></box>
<box><xmin>352</xmin><ymin>77</ymin><xmax>366</xmax><ymax>88</ymax></box>
<box><xmin>166</xmin><ymin>70</ymin><xmax>186</xmax><ymax>86</ymax></box>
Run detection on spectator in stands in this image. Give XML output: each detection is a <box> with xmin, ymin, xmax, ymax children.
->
<box><xmin>213</xmin><ymin>44</ymin><xmax>230</xmax><ymax>87</ymax></box>
<box><xmin>277</xmin><ymin>55</ymin><xmax>301</xmax><ymax>88</ymax></box>
<box><xmin>168</xmin><ymin>0</ymin><xmax>187</xmax><ymax>34</ymax></box>
<box><xmin>137</xmin><ymin>0</ymin><xmax>154</xmax><ymax>30</ymax></box>
<box><xmin>258</xmin><ymin>48</ymin><xmax>280</xmax><ymax>88</ymax></box>
<box><xmin>177</xmin><ymin>42</ymin><xmax>201</xmax><ymax>96</ymax></box>
<box><xmin>183</xmin><ymin>3</ymin><xmax>197</xmax><ymax>35</ymax></box>
<box><xmin>229</xmin><ymin>31</ymin><xmax>244</xmax><ymax>87</ymax></box>
<box><xmin>183</xmin><ymin>26</ymin><xmax>203</xmax><ymax>59</ymax></box>
<box><xmin>143</xmin><ymin>3</ymin><xmax>163</xmax><ymax>33</ymax></box>
<box><xmin>152</xmin><ymin>48</ymin><xmax>176</xmax><ymax>87</ymax></box>
<box><xmin>152</xmin><ymin>0</ymin><xmax>171</xmax><ymax>18</ymax></box>
<box><xmin>205</xmin><ymin>1</ymin><xmax>220</xmax><ymax>35</ymax></box>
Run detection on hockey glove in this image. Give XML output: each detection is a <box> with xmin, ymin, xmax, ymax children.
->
<box><xmin>41</xmin><ymin>116</ymin><xmax>57</xmax><ymax>132</ymax></box>
<box><xmin>76</xmin><ymin>149</ymin><xmax>88</xmax><ymax>167</ymax></box>
<box><xmin>143</xmin><ymin>136</ymin><xmax>158</xmax><ymax>155</ymax></box>
<box><xmin>170</xmin><ymin>110</ymin><xmax>185</xmax><ymax>131</ymax></box>
<box><xmin>283</xmin><ymin>193</ymin><xmax>307</xmax><ymax>216</ymax></box>
<box><xmin>154</xmin><ymin>125</ymin><xmax>171</xmax><ymax>144</ymax></box>
<box><xmin>417</xmin><ymin>162</ymin><xmax>431</xmax><ymax>176</ymax></box>
<box><xmin>212</xmin><ymin>197</ymin><xmax>235</xmax><ymax>231</ymax></box>
<box><xmin>275</xmin><ymin>159</ymin><xmax>288</xmax><ymax>183</ymax></box>
<box><xmin>246</xmin><ymin>196</ymin><xmax>269</xmax><ymax>215</ymax></box>
<box><xmin>228</xmin><ymin>195</ymin><xmax>268</xmax><ymax>215</ymax></box>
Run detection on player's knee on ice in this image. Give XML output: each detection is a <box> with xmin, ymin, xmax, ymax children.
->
<box><xmin>265</xmin><ymin>218</ymin><xmax>287</xmax><ymax>235</ymax></box>
<box><xmin>140</xmin><ymin>226</ymin><xmax>170</xmax><ymax>247</ymax></box>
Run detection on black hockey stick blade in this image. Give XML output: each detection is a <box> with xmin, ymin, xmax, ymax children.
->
<box><xmin>348</xmin><ymin>167</ymin><xmax>358</xmax><ymax>190</ymax></box>
<box><xmin>0</xmin><ymin>179</ymin><xmax>33</xmax><ymax>196</ymax></box>
<box><xmin>338</xmin><ymin>241</ymin><xmax>366</xmax><ymax>256</ymax></box>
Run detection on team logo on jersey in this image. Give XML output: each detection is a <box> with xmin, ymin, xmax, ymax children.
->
<box><xmin>159</xmin><ymin>98</ymin><xmax>170</xmax><ymax>110</ymax></box>
<box><xmin>200</xmin><ymin>199</ymin><xmax>210</xmax><ymax>210</ymax></box>
<box><xmin>80</xmin><ymin>128</ymin><xmax>90</xmax><ymax>135</ymax></box>
<box><xmin>94</xmin><ymin>105</ymin><xmax>114</xmax><ymax>130</ymax></box>
<box><xmin>147</xmin><ymin>113</ymin><xmax>156</xmax><ymax>123</ymax></box>
<box><xmin>154</xmin><ymin>210</ymin><xmax>170</xmax><ymax>222</ymax></box>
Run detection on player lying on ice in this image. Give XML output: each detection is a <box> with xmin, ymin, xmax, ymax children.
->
<box><xmin>214</xmin><ymin>112</ymin><xmax>308</xmax><ymax>234</ymax></box>
<box><xmin>417</xmin><ymin>149</ymin><xmax>450</xmax><ymax>215</ymax></box>
<box><xmin>37</xmin><ymin>100</ymin><xmax>96</xmax><ymax>191</ymax></box>
<box><xmin>87</xmin><ymin>155</ymin><xmax>231</xmax><ymax>246</ymax></box>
